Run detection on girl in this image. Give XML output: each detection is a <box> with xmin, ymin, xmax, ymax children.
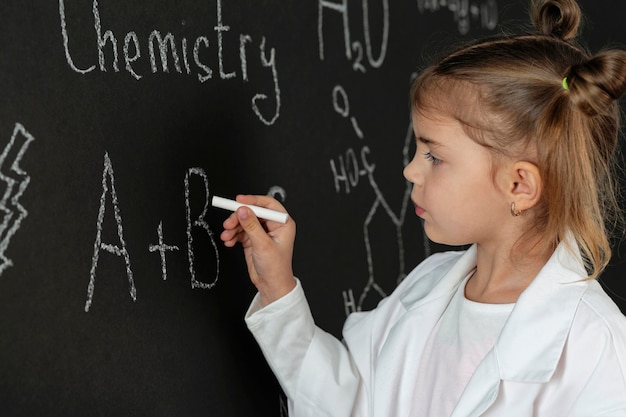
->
<box><xmin>220</xmin><ymin>0</ymin><xmax>626</xmax><ymax>415</ymax></box>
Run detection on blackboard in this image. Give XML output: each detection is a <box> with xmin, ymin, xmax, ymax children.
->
<box><xmin>1</xmin><ymin>1</ymin><xmax>624</xmax><ymax>415</ymax></box>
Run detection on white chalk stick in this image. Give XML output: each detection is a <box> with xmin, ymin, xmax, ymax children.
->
<box><xmin>211</xmin><ymin>196</ymin><xmax>289</xmax><ymax>224</ymax></box>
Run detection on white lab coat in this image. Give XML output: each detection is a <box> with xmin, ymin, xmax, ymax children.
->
<box><xmin>246</xmin><ymin>241</ymin><xmax>626</xmax><ymax>416</ymax></box>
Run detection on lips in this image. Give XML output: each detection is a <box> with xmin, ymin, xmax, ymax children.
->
<box><xmin>411</xmin><ymin>199</ymin><xmax>425</xmax><ymax>216</ymax></box>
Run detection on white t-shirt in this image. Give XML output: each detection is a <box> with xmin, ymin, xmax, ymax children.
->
<box><xmin>413</xmin><ymin>273</ymin><xmax>515</xmax><ymax>416</ymax></box>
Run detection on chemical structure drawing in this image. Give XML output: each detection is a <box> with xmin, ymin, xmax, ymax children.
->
<box><xmin>0</xmin><ymin>123</ymin><xmax>35</xmax><ymax>275</ymax></box>
<box><xmin>329</xmin><ymin>83</ymin><xmax>430</xmax><ymax>316</ymax></box>
<box><xmin>318</xmin><ymin>0</ymin><xmax>499</xmax><ymax>317</ymax></box>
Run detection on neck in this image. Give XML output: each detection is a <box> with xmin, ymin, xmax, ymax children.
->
<box><xmin>465</xmin><ymin>238</ymin><xmax>550</xmax><ymax>304</ymax></box>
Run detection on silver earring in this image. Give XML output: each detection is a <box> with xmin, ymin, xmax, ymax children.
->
<box><xmin>510</xmin><ymin>202</ymin><xmax>522</xmax><ymax>217</ymax></box>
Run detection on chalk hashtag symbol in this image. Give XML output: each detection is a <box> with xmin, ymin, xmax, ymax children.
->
<box><xmin>0</xmin><ymin>123</ymin><xmax>35</xmax><ymax>274</ymax></box>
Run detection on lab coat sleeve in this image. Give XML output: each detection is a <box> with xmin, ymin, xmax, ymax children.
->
<box><xmin>245</xmin><ymin>279</ymin><xmax>360</xmax><ymax>417</ymax></box>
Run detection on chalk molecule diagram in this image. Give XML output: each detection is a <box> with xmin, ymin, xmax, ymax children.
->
<box><xmin>329</xmin><ymin>84</ymin><xmax>425</xmax><ymax>316</ymax></box>
<box><xmin>319</xmin><ymin>0</ymin><xmax>499</xmax><ymax>316</ymax></box>
<box><xmin>0</xmin><ymin>123</ymin><xmax>35</xmax><ymax>275</ymax></box>
<box><xmin>318</xmin><ymin>0</ymin><xmax>421</xmax><ymax>315</ymax></box>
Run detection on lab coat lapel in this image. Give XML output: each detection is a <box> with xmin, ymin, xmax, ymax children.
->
<box><xmin>495</xmin><ymin>240</ymin><xmax>587</xmax><ymax>382</ymax></box>
<box><xmin>375</xmin><ymin>247</ymin><xmax>478</xmax><ymax>417</ymax></box>
<box><xmin>451</xmin><ymin>239</ymin><xmax>588</xmax><ymax>416</ymax></box>
<box><xmin>449</xmin><ymin>351</ymin><xmax>501</xmax><ymax>417</ymax></box>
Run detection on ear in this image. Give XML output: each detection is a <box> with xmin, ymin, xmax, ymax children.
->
<box><xmin>501</xmin><ymin>161</ymin><xmax>542</xmax><ymax>212</ymax></box>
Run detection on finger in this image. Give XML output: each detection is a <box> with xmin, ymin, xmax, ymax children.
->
<box><xmin>220</xmin><ymin>229</ymin><xmax>238</xmax><ymax>246</ymax></box>
<box><xmin>222</xmin><ymin>221</ymin><xmax>250</xmax><ymax>242</ymax></box>
<box><xmin>235</xmin><ymin>206</ymin><xmax>272</xmax><ymax>248</ymax></box>
<box><xmin>222</xmin><ymin>211</ymin><xmax>242</xmax><ymax>230</ymax></box>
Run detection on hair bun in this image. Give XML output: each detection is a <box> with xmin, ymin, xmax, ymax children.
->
<box><xmin>531</xmin><ymin>0</ymin><xmax>581</xmax><ymax>41</ymax></box>
<box><xmin>567</xmin><ymin>51</ymin><xmax>626</xmax><ymax>116</ymax></box>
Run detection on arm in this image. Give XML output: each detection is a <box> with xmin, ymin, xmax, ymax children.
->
<box><xmin>220</xmin><ymin>195</ymin><xmax>360</xmax><ymax>416</ymax></box>
<box><xmin>246</xmin><ymin>280</ymin><xmax>360</xmax><ymax>417</ymax></box>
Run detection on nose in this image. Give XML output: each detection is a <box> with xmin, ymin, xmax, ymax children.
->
<box><xmin>403</xmin><ymin>155</ymin><xmax>423</xmax><ymax>186</ymax></box>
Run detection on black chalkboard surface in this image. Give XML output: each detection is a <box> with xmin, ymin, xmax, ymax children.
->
<box><xmin>1</xmin><ymin>1</ymin><xmax>625</xmax><ymax>415</ymax></box>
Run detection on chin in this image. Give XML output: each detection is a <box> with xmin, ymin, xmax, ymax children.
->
<box><xmin>423</xmin><ymin>226</ymin><xmax>470</xmax><ymax>248</ymax></box>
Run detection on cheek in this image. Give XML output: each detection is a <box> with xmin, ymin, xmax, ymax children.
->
<box><xmin>423</xmin><ymin>175</ymin><xmax>468</xmax><ymax>216</ymax></box>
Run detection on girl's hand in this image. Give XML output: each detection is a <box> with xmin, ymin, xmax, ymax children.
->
<box><xmin>219</xmin><ymin>195</ymin><xmax>296</xmax><ymax>306</ymax></box>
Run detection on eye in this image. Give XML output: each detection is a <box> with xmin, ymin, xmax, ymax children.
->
<box><xmin>423</xmin><ymin>151</ymin><xmax>442</xmax><ymax>165</ymax></box>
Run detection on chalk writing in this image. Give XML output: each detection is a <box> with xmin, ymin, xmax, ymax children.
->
<box><xmin>185</xmin><ymin>167</ymin><xmax>219</xmax><ymax>290</ymax></box>
<box><xmin>326</xmin><ymin>86</ymin><xmax>413</xmax><ymax>314</ymax></box>
<box><xmin>85</xmin><ymin>152</ymin><xmax>137</xmax><ymax>312</ymax></box>
<box><xmin>416</xmin><ymin>0</ymin><xmax>498</xmax><ymax>34</ymax></box>
<box><xmin>341</xmin><ymin>120</ymin><xmax>416</xmax><ymax>314</ymax></box>
<box><xmin>148</xmin><ymin>221</ymin><xmax>179</xmax><ymax>281</ymax></box>
<box><xmin>333</xmin><ymin>85</ymin><xmax>363</xmax><ymax>139</ymax></box>
<box><xmin>318</xmin><ymin>0</ymin><xmax>390</xmax><ymax>71</ymax></box>
<box><xmin>85</xmin><ymin>153</ymin><xmax>287</xmax><ymax>310</ymax></box>
<box><xmin>267</xmin><ymin>185</ymin><xmax>287</xmax><ymax>203</ymax></box>
<box><xmin>330</xmin><ymin>147</ymin><xmax>374</xmax><ymax>195</ymax></box>
<box><xmin>0</xmin><ymin>123</ymin><xmax>34</xmax><ymax>275</ymax></box>
<box><xmin>330</xmin><ymin>85</ymin><xmax>373</xmax><ymax>194</ymax></box>
<box><xmin>279</xmin><ymin>394</ymin><xmax>288</xmax><ymax>417</ymax></box>
<box><xmin>317</xmin><ymin>0</ymin><xmax>500</xmax><ymax>313</ymax></box>
<box><xmin>58</xmin><ymin>0</ymin><xmax>281</xmax><ymax>125</ymax></box>
<box><xmin>251</xmin><ymin>37</ymin><xmax>282</xmax><ymax>126</ymax></box>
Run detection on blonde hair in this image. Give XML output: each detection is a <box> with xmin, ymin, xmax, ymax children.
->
<box><xmin>410</xmin><ymin>0</ymin><xmax>626</xmax><ymax>279</ymax></box>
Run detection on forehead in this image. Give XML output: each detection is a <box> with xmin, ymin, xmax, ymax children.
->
<box><xmin>412</xmin><ymin>81</ymin><xmax>507</xmax><ymax>153</ymax></box>
<box><xmin>412</xmin><ymin>74</ymin><xmax>481</xmax><ymax>117</ymax></box>
<box><xmin>412</xmin><ymin>111</ymin><xmax>469</xmax><ymax>146</ymax></box>
<box><xmin>411</xmin><ymin>73</ymin><xmax>496</xmax><ymax>134</ymax></box>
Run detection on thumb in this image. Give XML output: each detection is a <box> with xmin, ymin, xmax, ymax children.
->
<box><xmin>236</xmin><ymin>206</ymin><xmax>268</xmax><ymax>245</ymax></box>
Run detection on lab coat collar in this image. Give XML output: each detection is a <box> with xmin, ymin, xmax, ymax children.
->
<box><xmin>453</xmin><ymin>239</ymin><xmax>589</xmax><ymax>416</ymax></box>
<box><xmin>400</xmin><ymin>237</ymin><xmax>588</xmax><ymax>383</ymax></box>
<box><xmin>399</xmin><ymin>244</ymin><xmax>477</xmax><ymax>309</ymax></box>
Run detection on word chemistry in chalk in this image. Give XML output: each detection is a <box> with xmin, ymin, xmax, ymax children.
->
<box><xmin>58</xmin><ymin>0</ymin><xmax>281</xmax><ymax>125</ymax></box>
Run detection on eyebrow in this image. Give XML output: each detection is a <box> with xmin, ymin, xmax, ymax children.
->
<box><xmin>417</xmin><ymin>136</ymin><xmax>444</xmax><ymax>148</ymax></box>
